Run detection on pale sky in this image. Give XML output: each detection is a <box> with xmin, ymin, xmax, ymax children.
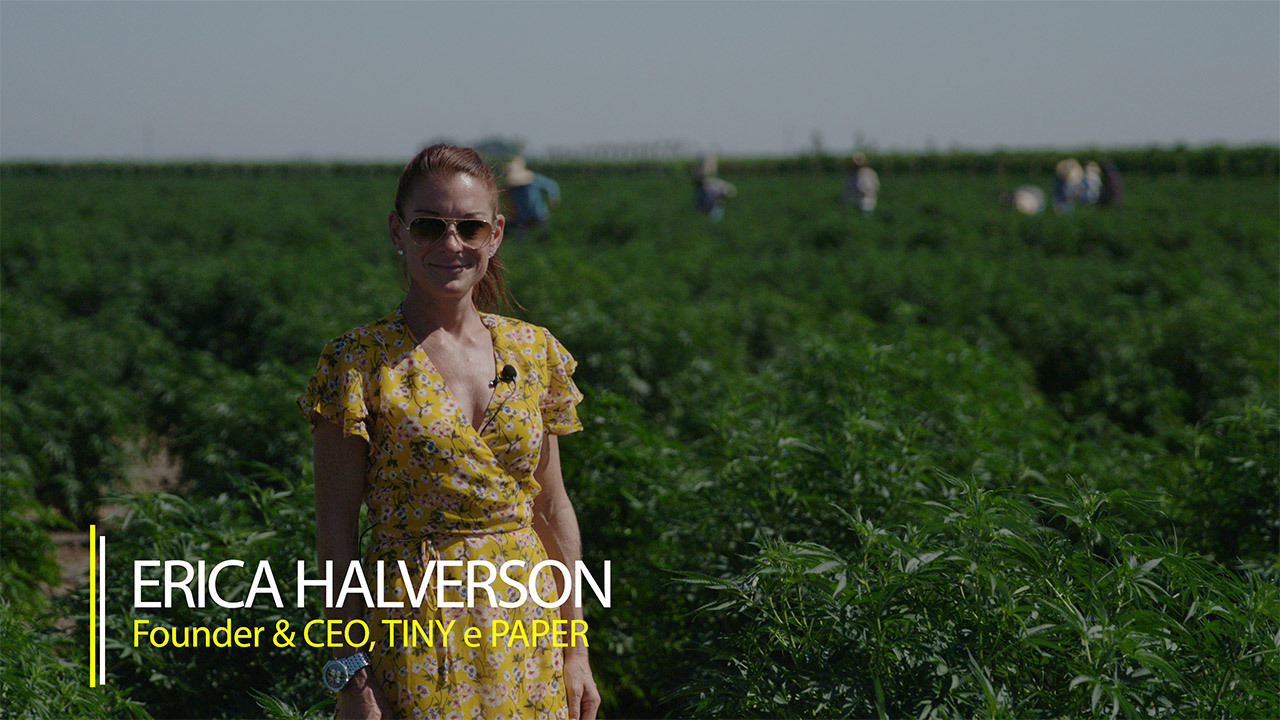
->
<box><xmin>2</xmin><ymin>1</ymin><xmax>1277</xmax><ymax>160</ymax></box>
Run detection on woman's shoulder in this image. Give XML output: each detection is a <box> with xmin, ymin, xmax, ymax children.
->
<box><xmin>481</xmin><ymin>311</ymin><xmax>540</xmax><ymax>332</ymax></box>
<box><xmin>482</xmin><ymin>313</ymin><xmax>577</xmax><ymax>377</ymax></box>
<box><xmin>319</xmin><ymin>308</ymin><xmax>412</xmax><ymax>359</ymax></box>
<box><xmin>481</xmin><ymin>312</ymin><xmax>560</xmax><ymax>347</ymax></box>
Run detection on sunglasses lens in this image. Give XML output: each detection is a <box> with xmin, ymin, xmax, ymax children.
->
<box><xmin>404</xmin><ymin>217</ymin><xmax>493</xmax><ymax>247</ymax></box>
<box><xmin>456</xmin><ymin>220</ymin><xmax>493</xmax><ymax>245</ymax></box>
<box><xmin>408</xmin><ymin>217</ymin><xmax>447</xmax><ymax>242</ymax></box>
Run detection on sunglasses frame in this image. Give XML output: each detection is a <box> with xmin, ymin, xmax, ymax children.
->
<box><xmin>396</xmin><ymin>213</ymin><xmax>497</xmax><ymax>249</ymax></box>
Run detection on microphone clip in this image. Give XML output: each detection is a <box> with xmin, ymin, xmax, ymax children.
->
<box><xmin>488</xmin><ymin>364</ymin><xmax>518</xmax><ymax>388</ymax></box>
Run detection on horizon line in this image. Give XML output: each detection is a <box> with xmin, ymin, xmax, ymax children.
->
<box><xmin>3</xmin><ymin>140</ymin><xmax>1278</xmax><ymax>166</ymax></box>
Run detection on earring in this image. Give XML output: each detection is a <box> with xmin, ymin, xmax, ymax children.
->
<box><xmin>397</xmin><ymin>248</ymin><xmax>405</xmax><ymax>256</ymax></box>
<box><xmin>489</xmin><ymin>250</ymin><xmax>496</xmax><ymax>258</ymax></box>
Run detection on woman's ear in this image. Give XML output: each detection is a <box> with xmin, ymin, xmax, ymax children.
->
<box><xmin>490</xmin><ymin>213</ymin><xmax>506</xmax><ymax>255</ymax></box>
<box><xmin>387</xmin><ymin>210</ymin><xmax>404</xmax><ymax>253</ymax></box>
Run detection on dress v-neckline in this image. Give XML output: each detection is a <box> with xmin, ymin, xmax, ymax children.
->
<box><xmin>396</xmin><ymin>306</ymin><xmax>503</xmax><ymax>436</ymax></box>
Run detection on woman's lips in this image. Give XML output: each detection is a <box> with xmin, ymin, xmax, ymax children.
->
<box><xmin>429</xmin><ymin>261</ymin><xmax>472</xmax><ymax>271</ymax></box>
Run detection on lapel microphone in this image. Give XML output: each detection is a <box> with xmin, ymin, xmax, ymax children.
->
<box><xmin>489</xmin><ymin>364</ymin><xmax>518</xmax><ymax>388</ymax></box>
<box><xmin>479</xmin><ymin>365</ymin><xmax>519</xmax><ymax>435</ymax></box>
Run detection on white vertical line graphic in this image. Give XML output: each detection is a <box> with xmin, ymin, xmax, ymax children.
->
<box><xmin>99</xmin><ymin>533</ymin><xmax>107</xmax><ymax>685</ymax></box>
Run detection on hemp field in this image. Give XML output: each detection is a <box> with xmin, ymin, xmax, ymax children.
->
<box><xmin>2</xmin><ymin>153</ymin><xmax>1277</xmax><ymax>718</ymax></box>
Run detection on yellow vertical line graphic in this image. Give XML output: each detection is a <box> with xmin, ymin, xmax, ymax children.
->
<box><xmin>90</xmin><ymin>524</ymin><xmax>97</xmax><ymax>687</ymax></box>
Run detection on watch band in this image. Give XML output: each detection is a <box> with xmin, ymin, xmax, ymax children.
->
<box><xmin>338</xmin><ymin>650</ymin><xmax>371</xmax><ymax>675</ymax></box>
<box><xmin>322</xmin><ymin>650</ymin><xmax>371</xmax><ymax>692</ymax></box>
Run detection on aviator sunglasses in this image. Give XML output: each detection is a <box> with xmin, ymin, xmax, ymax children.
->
<box><xmin>397</xmin><ymin>214</ymin><xmax>496</xmax><ymax>249</ymax></box>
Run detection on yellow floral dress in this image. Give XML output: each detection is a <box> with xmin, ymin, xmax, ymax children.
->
<box><xmin>298</xmin><ymin>307</ymin><xmax>583</xmax><ymax>720</ymax></box>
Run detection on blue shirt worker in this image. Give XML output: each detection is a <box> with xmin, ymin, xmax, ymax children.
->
<box><xmin>693</xmin><ymin>153</ymin><xmax>736</xmax><ymax>222</ymax></box>
<box><xmin>505</xmin><ymin>156</ymin><xmax>560</xmax><ymax>228</ymax></box>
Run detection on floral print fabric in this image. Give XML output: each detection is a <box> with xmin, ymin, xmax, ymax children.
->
<box><xmin>298</xmin><ymin>307</ymin><xmax>583</xmax><ymax>719</ymax></box>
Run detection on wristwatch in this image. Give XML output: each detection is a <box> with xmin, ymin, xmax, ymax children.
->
<box><xmin>322</xmin><ymin>651</ymin><xmax>371</xmax><ymax>692</ymax></box>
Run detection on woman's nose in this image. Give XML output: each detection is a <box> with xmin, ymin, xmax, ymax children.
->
<box><xmin>438</xmin><ymin>222</ymin><xmax>466</xmax><ymax>249</ymax></box>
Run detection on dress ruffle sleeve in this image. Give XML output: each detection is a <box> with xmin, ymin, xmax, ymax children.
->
<box><xmin>296</xmin><ymin>336</ymin><xmax>371</xmax><ymax>442</ymax></box>
<box><xmin>539</xmin><ymin>327</ymin><xmax>584</xmax><ymax>436</ymax></box>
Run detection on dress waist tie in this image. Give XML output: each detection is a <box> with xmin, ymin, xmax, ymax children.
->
<box><xmin>366</xmin><ymin>523</ymin><xmax>529</xmax><ymax>691</ymax></box>
<box><xmin>416</xmin><ymin>535</ymin><xmax>449</xmax><ymax>691</ymax></box>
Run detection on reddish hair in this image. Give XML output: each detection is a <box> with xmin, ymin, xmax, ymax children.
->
<box><xmin>394</xmin><ymin>144</ymin><xmax>515</xmax><ymax>312</ymax></box>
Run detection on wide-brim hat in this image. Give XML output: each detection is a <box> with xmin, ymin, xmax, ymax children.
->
<box><xmin>1056</xmin><ymin>158</ymin><xmax>1083</xmax><ymax>181</ymax></box>
<box><xmin>505</xmin><ymin>156</ymin><xmax>534</xmax><ymax>187</ymax></box>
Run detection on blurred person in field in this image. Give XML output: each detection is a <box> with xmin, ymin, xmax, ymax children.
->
<box><xmin>1052</xmin><ymin>158</ymin><xmax>1085</xmax><ymax>213</ymax></box>
<box><xmin>301</xmin><ymin>144</ymin><xmax>599</xmax><ymax>720</ymax></box>
<box><xmin>842</xmin><ymin>152</ymin><xmax>880</xmax><ymax>215</ymax></box>
<box><xmin>1081</xmin><ymin>161</ymin><xmax>1103</xmax><ymax>205</ymax></box>
<box><xmin>1100</xmin><ymin>159</ymin><xmax>1124</xmax><ymax>207</ymax></box>
<box><xmin>999</xmin><ymin>185</ymin><xmax>1045</xmax><ymax>215</ymax></box>
<box><xmin>693</xmin><ymin>153</ymin><xmax>736</xmax><ymax>221</ymax></box>
<box><xmin>504</xmin><ymin>155</ymin><xmax>560</xmax><ymax>229</ymax></box>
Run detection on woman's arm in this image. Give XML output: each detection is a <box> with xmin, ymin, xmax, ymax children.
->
<box><xmin>312</xmin><ymin>417</ymin><xmax>392</xmax><ymax>719</ymax></box>
<box><xmin>531</xmin><ymin>434</ymin><xmax>601</xmax><ymax>720</ymax></box>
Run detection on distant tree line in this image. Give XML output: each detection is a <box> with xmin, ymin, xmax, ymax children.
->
<box><xmin>1</xmin><ymin>144</ymin><xmax>1276</xmax><ymax>178</ymax></box>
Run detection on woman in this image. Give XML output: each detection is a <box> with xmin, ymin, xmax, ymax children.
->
<box><xmin>299</xmin><ymin>145</ymin><xmax>600</xmax><ymax>720</ymax></box>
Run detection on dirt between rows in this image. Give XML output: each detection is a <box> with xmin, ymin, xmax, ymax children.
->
<box><xmin>49</xmin><ymin>438</ymin><xmax>181</xmax><ymax>597</ymax></box>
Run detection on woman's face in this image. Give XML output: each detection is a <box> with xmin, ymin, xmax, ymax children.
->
<box><xmin>389</xmin><ymin>172</ymin><xmax>504</xmax><ymax>304</ymax></box>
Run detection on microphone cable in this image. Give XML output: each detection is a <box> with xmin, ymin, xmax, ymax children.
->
<box><xmin>478</xmin><ymin>365</ymin><xmax>519</xmax><ymax>435</ymax></box>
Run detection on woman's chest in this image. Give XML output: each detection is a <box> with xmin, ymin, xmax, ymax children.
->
<box><xmin>420</xmin><ymin>343</ymin><xmax>496</xmax><ymax>431</ymax></box>
<box><xmin>370</xmin><ymin>348</ymin><xmax>539</xmax><ymax>440</ymax></box>
<box><xmin>369</xmin><ymin>357</ymin><xmax>543</xmax><ymax>478</ymax></box>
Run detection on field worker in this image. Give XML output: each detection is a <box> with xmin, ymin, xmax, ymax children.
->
<box><xmin>1052</xmin><ymin>158</ymin><xmax>1085</xmax><ymax>213</ymax></box>
<box><xmin>504</xmin><ymin>155</ymin><xmax>560</xmax><ymax>229</ymax></box>
<box><xmin>300</xmin><ymin>144</ymin><xmax>600</xmax><ymax>720</ymax></box>
<box><xmin>1101</xmin><ymin>159</ymin><xmax>1124</xmax><ymax>207</ymax></box>
<box><xmin>693</xmin><ymin>153</ymin><xmax>736</xmax><ymax>221</ymax></box>
<box><xmin>842</xmin><ymin>152</ymin><xmax>880</xmax><ymax>215</ymax></box>
<box><xmin>1081</xmin><ymin>162</ymin><xmax>1103</xmax><ymax>204</ymax></box>
<box><xmin>999</xmin><ymin>185</ymin><xmax>1045</xmax><ymax>215</ymax></box>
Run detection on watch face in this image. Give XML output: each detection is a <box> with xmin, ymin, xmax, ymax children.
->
<box><xmin>323</xmin><ymin>660</ymin><xmax>348</xmax><ymax>692</ymax></box>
